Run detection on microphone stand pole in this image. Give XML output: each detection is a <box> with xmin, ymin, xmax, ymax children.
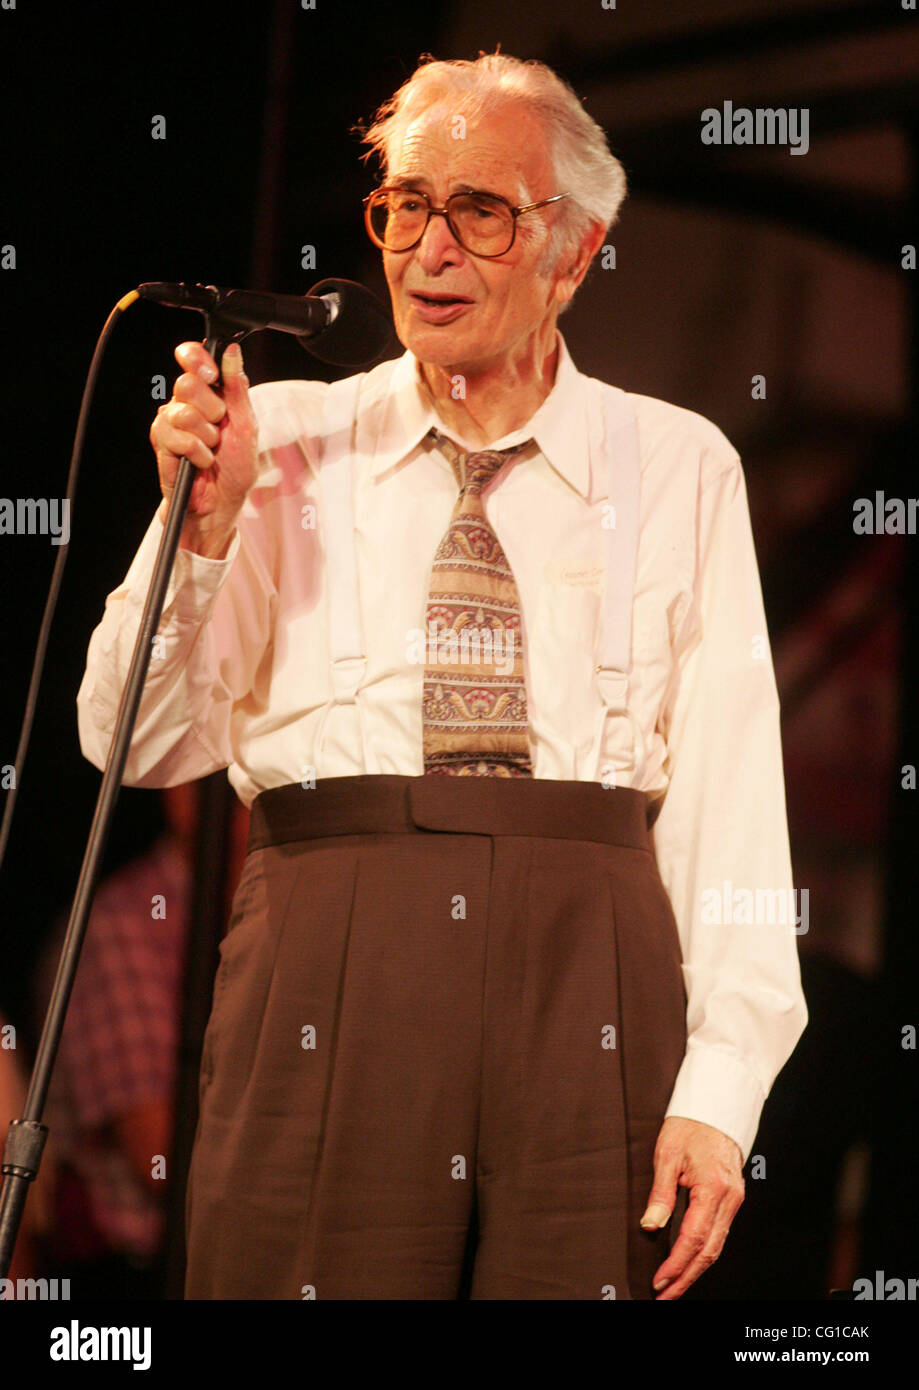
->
<box><xmin>0</xmin><ymin>315</ymin><xmax>241</xmax><ymax>1279</ymax></box>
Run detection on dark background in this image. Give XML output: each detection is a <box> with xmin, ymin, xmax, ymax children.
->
<box><xmin>1</xmin><ymin>0</ymin><xmax>916</xmax><ymax>1300</ymax></box>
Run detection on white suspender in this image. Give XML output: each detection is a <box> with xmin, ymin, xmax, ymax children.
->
<box><xmin>315</xmin><ymin>372</ymin><xmax>645</xmax><ymax>782</ymax></box>
<box><xmin>313</xmin><ymin>371</ymin><xmax>377</xmax><ymax>770</ymax></box>
<box><xmin>591</xmin><ymin>379</ymin><xmax>647</xmax><ymax>784</ymax></box>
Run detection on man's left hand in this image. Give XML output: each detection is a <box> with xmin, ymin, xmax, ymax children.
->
<box><xmin>640</xmin><ymin>1116</ymin><xmax>745</xmax><ymax>1300</ymax></box>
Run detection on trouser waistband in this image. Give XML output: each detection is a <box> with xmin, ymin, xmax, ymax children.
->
<box><xmin>248</xmin><ymin>774</ymin><xmax>658</xmax><ymax>853</ymax></box>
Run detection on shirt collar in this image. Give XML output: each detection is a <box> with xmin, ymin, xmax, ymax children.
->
<box><xmin>369</xmin><ymin>331</ymin><xmax>591</xmax><ymax>498</ymax></box>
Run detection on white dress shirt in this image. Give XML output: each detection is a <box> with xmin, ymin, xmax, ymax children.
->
<box><xmin>77</xmin><ymin>331</ymin><xmax>807</xmax><ymax>1162</ymax></box>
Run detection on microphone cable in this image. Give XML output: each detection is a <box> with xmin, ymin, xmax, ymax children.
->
<box><xmin>0</xmin><ymin>289</ymin><xmax>140</xmax><ymax>893</ymax></box>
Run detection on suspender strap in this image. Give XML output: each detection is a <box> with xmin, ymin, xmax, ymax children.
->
<box><xmin>319</xmin><ymin>372</ymin><xmax>366</xmax><ymax>697</ymax></box>
<box><xmin>599</xmin><ymin>382</ymin><xmax>640</xmax><ymax>674</ymax></box>
<box><xmin>588</xmin><ymin>380</ymin><xmax>647</xmax><ymax>784</ymax></box>
<box><xmin>314</xmin><ymin>372</ymin><xmax>381</xmax><ymax>772</ymax></box>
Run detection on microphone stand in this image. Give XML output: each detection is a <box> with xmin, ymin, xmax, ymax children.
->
<box><xmin>0</xmin><ymin>311</ymin><xmax>245</xmax><ymax>1280</ymax></box>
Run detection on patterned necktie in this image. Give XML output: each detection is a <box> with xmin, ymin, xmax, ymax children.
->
<box><xmin>422</xmin><ymin>427</ymin><xmax>534</xmax><ymax>777</ymax></box>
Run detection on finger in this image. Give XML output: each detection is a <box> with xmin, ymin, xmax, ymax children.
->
<box><xmin>654</xmin><ymin>1193</ymin><xmax>741</xmax><ymax>1301</ymax></box>
<box><xmin>155</xmin><ymin>422</ymin><xmax>215</xmax><ymax>471</ymax></box>
<box><xmin>219</xmin><ymin>343</ymin><xmax>254</xmax><ymax>418</ymax></box>
<box><xmin>175</xmin><ymin>340</ymin><xmax>219</xmax><ymax>383</ymax></box>
<box><xmin>641</xmin><ymin>1145</ymin><xmax>681</xmax><ymax>1230</ymax></box>
<box><xmin>157</xmin><ymin>400</ymin><xmax>222</xmax><ymax>450</ymax></box>
<box><xmin>653</xmin><ymin>1174</ymin><xmax>744</xmax><ymax>1298</ymax></box>
<box><xmin>173</xmin><ymin>370</ymin><xmax>228</xmax><ymax>425</ymax></box>
<box><xmin>651</xmin><ymin>1183</ymin><xmax>719</xmax><ymax>1291</ymax></box>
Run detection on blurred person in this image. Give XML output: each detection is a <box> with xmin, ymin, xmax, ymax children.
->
<box><xmin>31</xmin><ymin>785</ymin><xmax>248</xmax><ymax>1299</ymax></box>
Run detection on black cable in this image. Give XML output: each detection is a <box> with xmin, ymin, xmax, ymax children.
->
<box><xmin>0</xmin><ymin>288</ymin><xmax>141</xmax><ymax>891</ymax></box>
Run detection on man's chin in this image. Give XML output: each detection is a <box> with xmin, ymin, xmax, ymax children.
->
<box><xmin>400</xmin><ymin>322</ymin><xmax>480</xmax><ymax>369</ymax></box>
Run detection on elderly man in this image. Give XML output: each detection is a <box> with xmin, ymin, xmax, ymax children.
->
<box><xmin>77</xmin><ymin>52</ymin><xmax>807</xmax><ymax>1301</ymax></box>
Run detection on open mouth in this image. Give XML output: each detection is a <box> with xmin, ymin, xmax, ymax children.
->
<box><xmin>410</xmin><ymin>292</ymin><xmax>473</xmax><ymax>307</ymax></box>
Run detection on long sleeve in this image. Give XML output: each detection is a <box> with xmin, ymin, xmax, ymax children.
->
<box><xmin>650</xmin><ymin>448</ymin><xmax>808</xmax><ymax>1164</ymax></box>
<box><xmin>76</xmin><ymin>504</ymin><xmax>273</xmax><ymax>787</ymax></box>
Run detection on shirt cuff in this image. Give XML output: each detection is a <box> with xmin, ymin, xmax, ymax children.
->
<box><xmin>126</xmin><ymin>508</ymin><xmax>242</xmax><ymax>625</ymax></box>
<box><xmin>664</xmin><ymin>1042</ymin><xmax>768</xmax><ymax>1166</ymax></box>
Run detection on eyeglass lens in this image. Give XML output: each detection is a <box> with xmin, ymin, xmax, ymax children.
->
<box><xmin>368</xmin><ymin>189</ymin><xmax>515</xmax><ymax>254</ymax></box>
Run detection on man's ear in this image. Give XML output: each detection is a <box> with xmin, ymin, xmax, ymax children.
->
<box><xmin>554</xmin><ymin>220</ymin><xmax>607</xmax><ymax>306</ymax></box>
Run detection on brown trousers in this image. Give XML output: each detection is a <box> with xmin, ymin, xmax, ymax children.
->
<box><xmin>184</xmin><ymin>774</ymin><xmax>687</xmax><ymax>1300</ymax></box>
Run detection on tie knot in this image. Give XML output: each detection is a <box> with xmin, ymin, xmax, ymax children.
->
<box><xmin>429</xmin><ymin>427</ymin><xmax>530</xmax><ymax>495</ymax></box>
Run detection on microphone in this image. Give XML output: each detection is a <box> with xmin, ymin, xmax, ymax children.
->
<box><xmin>136</xmin><ymin>277</ymin><xmax>394</xmax><ymax>367</ymax></box>
<box><xmin>297</xmin><ymin>278</ymin><xmax>395</xmax><ymax>367</ymax></box>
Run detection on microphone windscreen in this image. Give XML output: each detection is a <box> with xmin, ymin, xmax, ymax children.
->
<box><xmin>298</xmin><ymin>278</ymin><xmax>395</xmax><ymax>366</ymax></box>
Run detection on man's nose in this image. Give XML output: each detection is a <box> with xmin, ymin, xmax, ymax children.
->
<box><xmin>414</xmin><ymin>209</ymin><xmax>464</xmax><ymax>271</ymax></box>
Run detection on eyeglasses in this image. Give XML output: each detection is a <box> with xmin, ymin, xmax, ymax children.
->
<box><xmin>363</xmin><ymin>185</ymin><xmax>570</xmax><ymax>258</ymax></box>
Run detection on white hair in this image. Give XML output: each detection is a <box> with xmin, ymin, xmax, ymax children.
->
<box><xmin>356</xmin><ymin>52</ymin><xmax>627</xmax><ymax>294</ymax></box>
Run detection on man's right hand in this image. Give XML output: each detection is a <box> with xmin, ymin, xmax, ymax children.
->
<box><xmin>150</xmin><ymin>339</ymin><xmax>258</xmax><ymax>559</ymax></box>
